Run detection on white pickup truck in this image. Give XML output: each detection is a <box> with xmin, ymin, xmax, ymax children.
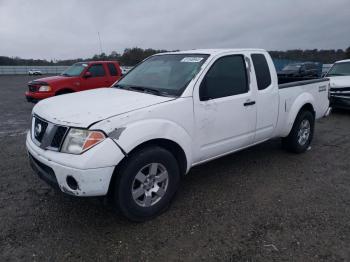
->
<box><xmin>26</xmin><ymin>49</ymin><xmax>330</xmax><ymax>221</ymax></box>
<box><xmin>325</xmin><ymin>59</ymin><xmax>350</xmax><ymax>109</ymax></box>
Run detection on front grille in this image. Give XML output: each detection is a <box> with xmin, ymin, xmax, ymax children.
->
<box><xmin>50</xmin><ymin>126</ymin><xmax>68</xmax><ymax>148</ymax></box>
<box><xmin>28</xmin><ymin>84</ymin><xmax>40</xmax><ymax>92</ymax></box>
<box><xmin>330</xmin><ymin>87</ymin><xmax>350</xmax><ymax>92</ymax></box>
<box><xmin>330</xmin><ymin>87</ymin><xmax>350</xmax><ymax>98</ymax></box>
<box><xmin>32</xmin><ymin>116</ymin><xmax>69</xmax><ymax>151</ymax></box>
<box><xmin>34</xmin><ymin>117</ymin><xmax>48</xmax><ymax>143</ymax></box>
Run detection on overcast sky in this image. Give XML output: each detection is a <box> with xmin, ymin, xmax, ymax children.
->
<box><xmin>0</xmin><ymin>0</ymin><xmax>349</xmax><ymax>60</ymax></box>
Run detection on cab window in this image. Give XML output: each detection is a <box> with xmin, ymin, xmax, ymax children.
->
<box><xmin>251</xmin><ymin>54</ymin><xmax>271</xmax><ymax>90</ymax></box>
<box><xmin>199</xmin><ymin>55</ymin><xmax>248</xmax><ymax>101</ymax></box>
<box><xmin>107</xmin><ymin>63</ymin><xmax>118</xmax><ymax>76</ymax></box>
<box><xmin>87</xmin><ymin>64</ymin><xmax>106</xmax><ymax>77</ymax></box>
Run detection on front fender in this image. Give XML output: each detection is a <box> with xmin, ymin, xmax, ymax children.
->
<box><xmin>103</xmin><ymin>119</ymin><xmax>193</xmax><ymax>171</ymax></box>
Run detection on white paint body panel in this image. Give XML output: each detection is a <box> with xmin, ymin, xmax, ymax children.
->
<box><xmin>191</xmin><ymin>50</ymin><xmax>258</xmax><ymax>162</ymax></box>
<box><xmin>251</xmin><ymin>52</ymin><xmax>279</xmax><ymax>143</ymax></box>
<box><xmin>33</xmin><ymin>88</ymin><xmax>174</xmax><ymax>127</ymax></box>
<box><xmin>26</xmin><ymin>133</ymin><xmax>124</xmax><ymax>196</ymax></box>
<box><xmin>275</xmin><ymin>82</ymin><xmax>330</xmax><ymax>137</ymax></box>
<box><xmin>27</xmin><ymin>49</ymin><xmax>330</xmax><ymax>197</ymax></box>
<box><xmin>328</xmin><ymin>76</ymin><xmax>350</xmax><ymax>88</ymax></box>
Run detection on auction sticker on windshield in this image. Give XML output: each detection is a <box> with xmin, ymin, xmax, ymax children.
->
<box><xmin>181</xmin><ymin>57</ymin><xmax>204</xmax><ymax>63</ymax></box>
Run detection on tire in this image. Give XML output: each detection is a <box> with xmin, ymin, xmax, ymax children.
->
<box><xmin>112</xmin><ymin>146</ymin><xmax>180</xmax><ymax>222</ymax></box>
<box><xmin>282</xmin><ymin>110</ymin><xmax>315</xmax><ymax>153</ymax></box>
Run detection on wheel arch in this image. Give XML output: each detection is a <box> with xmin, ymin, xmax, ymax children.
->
<box><xmin>93</xmin><ymin>118</ymin><xmax>193</xmax><ymax>196</ymax></box>
<box><xmin>108</xmin><ymin>138</ymin><xmax>188</xmax><ymax>197</ymax></box>
<box><xmin>299</xmin><ymin>103</ymin><xmax>315</xmax><ymax>117</ymax></box>
<box><xmin>284</xmin><ymin>93</ymin><xmax>316</xmax><ymax>136</ymax></box>
<box><xmin>126</xmin><ymin>138</ymin><xmax>187</xmax><ymax>176</ymax></box>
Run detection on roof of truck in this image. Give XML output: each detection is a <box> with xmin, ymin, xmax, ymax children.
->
<box><xmin>163</xmin><ymin>48</ymin><xmax>266</xmax><ymax>55</ymax></box>
<box><xmin>73</xmin><ymin>61</ymin><xmax>119</xmax><ymax>65</ymax></box>
<box><xmin>87</xmin><ymin>61</ymin><xmax>119</xmax><ymax>64</ymax></box>
<box><xmin>335</xmin><ymin>59</ymin><xmax>350</xmax><ymax>63</ymax></box>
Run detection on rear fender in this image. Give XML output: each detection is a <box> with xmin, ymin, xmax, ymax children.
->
<box><xmin>283</xmin><ymin>92</ymin><xmax>315</xmax><ymax>136</ymax></box>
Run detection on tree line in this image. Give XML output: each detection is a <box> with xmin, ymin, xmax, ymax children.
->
<box><xmin>0</xmin><ymin>46</ymin><xmax>349</xmax><ymax>66</ymax></box>
<box><xmin>270</xmin><ymin>47</ymin><xmax>350</xmax><ymax>64</ymax></box>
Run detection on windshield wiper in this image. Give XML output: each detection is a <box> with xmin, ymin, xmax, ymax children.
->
<box><xmin>114</xmin><ymin>84</ymin><xmax>136</xmax><ymax>92</ymax></box>
<box><xmin>116</xmin><ymin>84</ymin><xmax>174</xmax><ymax>97</ymax></box>
<box><xmin>327</xmin><ymin>73</ymin><xmax>346</xmax><ymax>76</ymax></box>
<box><xmin>129</xmin><ymin>86</ymin><xmax>162</xmax><ymax>95</ymax></box>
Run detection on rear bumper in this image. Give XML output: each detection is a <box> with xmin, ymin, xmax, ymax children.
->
<box><xmin>25</xmin><ymin>91</ymin><xmax>55</xmax><ymax>102</ymax></box>
<box><xmin>330</xmin><ymin>96</ymin><xmax>350</xmax><ymax>109</ymax></box>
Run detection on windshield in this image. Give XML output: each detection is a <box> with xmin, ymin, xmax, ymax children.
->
<box><xmin>115</xmin><ymin>54</ymin><xmax>209</xmax><ymax>96</ymax></box>
<box><xmin>61</xmin><ymin>62</ymin><xmax>88</xmax><ymax>77</ymax></box>
<box><xmin>326</xmin><ymin>62</ymin><xmax>350</xmax><ymax>77</ymax></box>
<box><xmin>282</xmin><ymin>64</ymin><xmax>301</xmax><ymax>71</ymax></box>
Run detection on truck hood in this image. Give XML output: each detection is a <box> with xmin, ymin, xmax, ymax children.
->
<box><xmin>327</xmin><ymin>76</ymin><xmax>350</xmax><ymax>88</ymax></box>
<box><xmin>30</xmin><ymin>75</ymin><xmax>78</xmax><ymax>85</ymax></box>
<box><xmin>33</xmin><ymin>88</ymin><xmax>175</xmax><ymax>128</ymax></box>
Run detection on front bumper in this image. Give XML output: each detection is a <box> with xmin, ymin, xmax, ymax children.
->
<box><xmin>26</xmin><ymin>132</ymin><xmax>125</xmax><ymax>196</ymax></box>
<box><xmin>330</xmin><ymin>96</ymin><xmax>350</xmax><ymax>109</ymax></box>
<box><xmin>25</xmin><ymin>91</ymin><xmax>55</xmax><ymax>102</ymax></box>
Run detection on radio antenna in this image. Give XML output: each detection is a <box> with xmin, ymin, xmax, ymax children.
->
<box><xmin>97</xmin><ymin>32</ymin><xmax>103</xmax><ymax>54</ymax></box>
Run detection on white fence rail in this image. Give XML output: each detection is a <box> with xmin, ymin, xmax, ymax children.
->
<box><xmin>0</xmin><ymin>66</ymin><xmax>69</xmax><ymax>75</ymax></box>
<box><xmin>0</xmin><ymin>65</ymin><xmax>133</xmax><ymax>75</ymax></box>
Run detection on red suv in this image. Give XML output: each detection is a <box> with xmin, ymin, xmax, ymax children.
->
<box><xmin>25</xmin><ymin>61</ymin><xmax>122</xmax><ymax>102</ymax></box>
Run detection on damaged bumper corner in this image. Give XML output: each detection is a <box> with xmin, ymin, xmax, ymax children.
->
<box><xmin>26</xmin><ymin>132</ymin><xmax>125</xmax><ymax>197</ymax></box>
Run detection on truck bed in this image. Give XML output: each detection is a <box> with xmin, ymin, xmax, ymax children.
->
<box><xmin>279</xmin><ymin>78</ymin><xmax>329</xmax><ymax>89</ymax></box>
<box><xmin>275</xmin><ymin>78</ymin><xmax>330</xmax><ymax>137</ymax></box>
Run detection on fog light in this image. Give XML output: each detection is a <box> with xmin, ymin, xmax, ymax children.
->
<box><xmin>66</xmin><ymin>176</ymin><xmax>78</xmax><ymax>190</ymax></box>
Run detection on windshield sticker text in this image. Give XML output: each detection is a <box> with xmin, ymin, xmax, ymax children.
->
<box><xmin>181</xmin><ymin>57</ymin><xmax>204</xmax><ymax>63</ymax></box>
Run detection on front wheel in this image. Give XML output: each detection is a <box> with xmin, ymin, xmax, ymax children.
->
<box><xmin>112</xmin><ymin>146</ymin><xmax>180</xmax><ymax>222</ymax></box>
<box><xmin>282</xmin><ymin>110</ymin><xmax>315</xmax><ymax>153</ymax></box>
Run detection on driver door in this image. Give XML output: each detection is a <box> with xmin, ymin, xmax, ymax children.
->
<box><xmin>193</xmin><ymin>54</ymin><xmax>257</xmax><ymax>163</ymax></box>
<box><xmin>82</xmin><ymin>64</ymin><xmax>110</xmax><ymax>90</ymax></box>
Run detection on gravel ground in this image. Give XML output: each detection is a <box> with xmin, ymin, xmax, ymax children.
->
<box><xmin>0</xmin><ymin>75</ymin><xmax>349</xmax><ymax>261</ymax></box>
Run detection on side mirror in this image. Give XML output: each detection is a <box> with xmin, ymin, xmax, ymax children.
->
<box><xmin>84</xmin><ymin>71</ymin><xmax>92</xmax><ymax>78</ymax></box>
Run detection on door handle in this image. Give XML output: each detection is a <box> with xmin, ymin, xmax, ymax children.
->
<box><xmin>243</xmin><ymin>100</ymin><xmax>256</xmax><ymax>106</ymax></box>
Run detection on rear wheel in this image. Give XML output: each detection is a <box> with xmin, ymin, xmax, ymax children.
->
<box><xmin>282</xmin><ymin>110</ymin><xmax>315</xmax><ymax>153</ymax></box>
<box><xmin>112</xmin><ymin>146</ymin><xmax>180</xmax><ymax>222</ymax></box>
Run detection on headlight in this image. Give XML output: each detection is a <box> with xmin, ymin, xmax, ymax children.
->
<box><xmin>38</xmin><ymin>85</ymin><xmax>52</xmax><ymax>92</ymax></box>
<box><xmin>61</xmin><ymin>128</ymin><xmax>106</xmax><ymax>154</ymax></box>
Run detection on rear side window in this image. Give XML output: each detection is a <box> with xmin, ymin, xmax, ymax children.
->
<box><xmin>200</xmin><ymin>55</ymin><xmax>248</xmax><ymax>100</ymax></box>
<box><xmin>306</xmin><ymin>63</ymin><xmax>316</xmax><ymax>70</ymax></box>
<box><xmin>251</xmin><ymin>54</ymin><xmax>271</xmax><ymax>90</ymax></box>
<box><xmin>87</xmin><ymin>64</ymin><xmax>106</xmax><ymax>77</ymax></box>
<box><xmin>107</xmin><ymin>63</ymin><xmax>118</xmax><ymax>76</ymax></box>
